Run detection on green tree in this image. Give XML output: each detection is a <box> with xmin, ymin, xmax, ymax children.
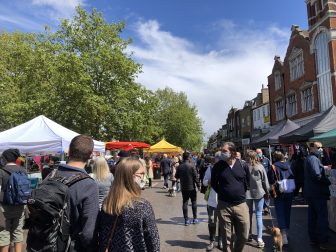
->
<box><xmin>155</xmin><ymin>87</ymin><xmax>203</xmax><ymax>151</ymax></box>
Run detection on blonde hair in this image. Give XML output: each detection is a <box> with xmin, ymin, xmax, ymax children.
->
<box><xmin>246</xmin><ymin>150</ymin><xmax>260</xmax><ymax>167</ymax></box>
<box><xmin>102</xmin><ymin>158</ymin><xmax>142</xmax><ymax>215</ymax></box>
<box><xmin>92</xmin><ymin>157</ymin><xmax>110</xmax><ymax>182</ymax></box>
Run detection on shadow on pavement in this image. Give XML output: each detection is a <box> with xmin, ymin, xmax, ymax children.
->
<box><xmin>165</xmin><ymin>240</ymin><xmax>207</xmax><ymax>249</ymax></box>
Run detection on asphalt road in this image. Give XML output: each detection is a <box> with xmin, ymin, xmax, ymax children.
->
<box><xmin>145</xmin><ymin>179</ymin><xmax>336</xmax><ymax>252</ymax></box>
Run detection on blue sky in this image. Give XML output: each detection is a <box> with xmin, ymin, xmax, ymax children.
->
<box><xmin>0</xmin><ymin>0</ymin><xmax>308</xmax><ymax>138</ymax></box>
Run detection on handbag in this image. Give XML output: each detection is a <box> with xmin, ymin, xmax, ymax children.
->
<box><xmin>204</xmin><ymin>185</ymin><xmax>211</xmax><ymax>201</ymax></box>
<box><xmin>105</xmin><ymin>216</ymin><xmax>119</xmax><ymax>252</ymax></box>
<box><xmin>269</xmin><ymin>165</ymin><xmax>281</xmax><ymax>198</ymax></box>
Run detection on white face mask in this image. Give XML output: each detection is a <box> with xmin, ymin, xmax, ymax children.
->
<box><xmin>134</xmin><ymin>176</ymin><xmax>146</xmax><ymax>189</ymax></box>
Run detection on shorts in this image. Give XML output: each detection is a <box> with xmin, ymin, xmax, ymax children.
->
<box><xmin>0</xmin><ymin>205</ymin><xmax>25</xmax><ymax>246</ymax></box>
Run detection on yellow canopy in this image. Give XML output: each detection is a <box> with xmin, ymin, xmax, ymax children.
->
<box><xmin>146</xmin><ymin>139</ymin><xmax>183</xmax><ymax>153</ymax></box>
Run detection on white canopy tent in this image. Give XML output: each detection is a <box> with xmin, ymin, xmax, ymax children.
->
<box><xmin>0</xmin><ymin>115</ymin><xmax>105</xmax><ymax>154</ymax></box>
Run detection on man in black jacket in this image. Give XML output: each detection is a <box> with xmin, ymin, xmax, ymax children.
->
<box><xmin>160</xmin><ymin>154</ymin><xmax>171</xmax><ymax>189</ymax></box>
<box><xmin>175</xmin><ymin>152</ymin><xmax>200</xmax><ymax>226</ymax></box>
<box><xmin>211</xmin><ymin>142</ymin><xmax>250</xmax><ymax>252</ymax></box>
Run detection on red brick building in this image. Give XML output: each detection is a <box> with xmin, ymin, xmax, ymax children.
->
<box><xmin>269</xmin><ymin>0</ymin><xmax>336</xmax><ymax>126</ymax></box>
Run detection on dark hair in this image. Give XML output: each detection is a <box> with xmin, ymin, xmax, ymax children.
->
<box><xmin>68</xmin><ymin>135</ymin><xmax>94</xmax><ymax>162</ymax></box>
<box><xmin>182</xmin><ymin>152</ymin><xmax>190</xmax><ymax>161</ymax></box>
<box><xmin>2</xmin><ymin>148</ymin><xmax>20</xmax><ymax>163</ymax></box>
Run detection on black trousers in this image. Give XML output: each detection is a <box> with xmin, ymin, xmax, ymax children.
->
<box><xmin>182</xmin><ymin>190</ymin><xmax>197</xmax><ymax>220</ymax></box>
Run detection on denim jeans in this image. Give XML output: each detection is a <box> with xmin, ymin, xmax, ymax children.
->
<box><xmin>246</xmin><ymin>198</ymin><xmax>264</xmax><ymax>240</ymax></box>
<box><xmin>274</xmin><ymin>193</ymin><xmax>293</xmax><ymax>230</ymax></box>
<box><xmin>307</xmin><ymin>198</ymin><xmax>329</xmax><ymax>244</ymax></box>
<box><xmin>163</xmin><ymin>174</ymin><xmax>169</xmax><ymax>188</ymax></box>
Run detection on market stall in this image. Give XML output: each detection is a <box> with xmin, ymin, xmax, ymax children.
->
<box><xmin>145</xmin><ymin>139</ymin><xmax>183</xmax><ymax>153</ymax></box>
<box><xmin>105</xmin><ymin>141</ymin><xmax>150</xmax><ymax>151</ymax></box>
<box><xmin>0</xmin><ymin>115</ymin><xmax>105</xmax><ymax>153</ymax></box>
<box><xmin>279</xmin><ymin>105</ymin><xmax>336</xmax><ymax>144</ymax></box>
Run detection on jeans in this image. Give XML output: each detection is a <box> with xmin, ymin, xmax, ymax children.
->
<box><xmin>307</xmin><ymin>198</ymin><xmax>329</xmax><ymax>244</ymax></box>
<box><xmin>274</xmin><ymin>193</ymin><xmax>293</xmax><ymax>230</ymax></box>
<box><xmin>246</xmin><ymin>198</ymin><xmax>264</xmax><ymax>240</ymax></box>
<box><xmin>163</xmin><ymin>174</ymin><xmax>169</xmax><ymax>188</ymax></box>
<box><xmin>217</xmin><ymin>200</ymin><xmax>249</xmax><ymax>252</ymax></box>
<box><xmin>182</xmin><ymin>190</ymin><xmax>197</xmax><ymax>220</ymax></box>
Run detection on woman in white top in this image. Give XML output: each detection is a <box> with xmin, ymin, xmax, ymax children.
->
<box><xmin>90</xmin><ymin>157</ymin><xmax>114</xmax><ymax>209</ymax></box>
<box><xmin>203</xmin><ymin>156</ymin><xmax>222</xmax><ymax>251</ymax></box>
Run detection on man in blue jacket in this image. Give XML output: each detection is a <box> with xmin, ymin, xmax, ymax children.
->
<box><xmin>57</xmin><ymin>135</ymin><xmax>99</xmax><ymax>251</ymax></box>
<box><xmin>304</xmin><ymin>142</ymin><xmax>335</xmax><ymax>251</ymax></box>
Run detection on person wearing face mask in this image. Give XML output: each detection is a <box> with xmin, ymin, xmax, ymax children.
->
<box><xmin>304</xmin><ymin>142</ymin><xmax>335</xmax><ymax>251</ymax></box>
<box><xmin>98</xmin><ymin>157</ymin><xmax>160</xmax><ymax>252</ymax></box>
<box><xmin>211</xmin><ymin>142</ymin><xmax>250</xmax><ymax>252</ymax></box>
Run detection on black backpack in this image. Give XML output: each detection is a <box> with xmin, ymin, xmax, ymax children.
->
<box><xmin>26</xmin><ymin>170</ymin><xmax>91</xmax><ymax>252</ymax></box>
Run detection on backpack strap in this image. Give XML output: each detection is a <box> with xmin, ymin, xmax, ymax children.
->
<box><xmin>1</xmin><ymin>167</ymin><xmax>12</xmax><ymax>175</ymax></box>
<box><xmin>271</xmin><ymin>165</ymin><xmax>280</xmax><ymax>181</ymax></box>
<box><xmin>48</xmin><ymin>169</ymin><xmax>91</xmax><ymax>187</ymax></box>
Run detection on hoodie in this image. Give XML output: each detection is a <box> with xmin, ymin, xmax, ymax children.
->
<box><xmin>267</xmin><ymin>161</ymin><xmax>294</xmax><ymax>186</ymax></box>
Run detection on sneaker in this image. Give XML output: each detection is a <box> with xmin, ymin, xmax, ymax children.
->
<box><xmin>257</xmin><ymin>239</ymin><xmax>265</xmax><ymax>248</ymax></box>
<box><xmin>206</xmin><ymin>241</ymin><xmax>214</xmax><ymax>251</ymax></box>
<box><xmin>218</xmin><ymin>240</ymin><xmax>223</xmax><ymax>250</ymax></box>
<box><xmin>248</xmin><ymin>234</ymin><xmax>253</xmax><ymax>242</ymax></box>
<box><xmin>192</xmin><ymin>218</ymin><xmax>199</xmax><ymax>224</ymax></box>
<box><xmin>184</xmin><ymin>219</ymin><xmax>190</xmax><ymax>226</ymax></box>
<box><xmin>162</xmin><ymin>186</ymin><xmax>167</xmax><ymax>189</ymax></box>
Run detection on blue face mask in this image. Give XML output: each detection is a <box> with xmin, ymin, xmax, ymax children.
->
<box><xmin>257</xmin><ymin>153</ymin><xmax>263</xmax><ymax>159</ymax></box>
<box><xmin>221</xmin><ymin>152</ymin><xmax>231</xmax><ymax>161</ymax></box>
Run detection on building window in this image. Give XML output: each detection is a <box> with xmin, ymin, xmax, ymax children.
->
<box><xmin>274</xmin><ymin>71</ymin><xmax>282</xmax><ymax>90</ymax></box>
<box><xmin>290</xmin><ymin>51</ymin><xmax>304</xmax><ymax>81</ymax></box>
<box><xmin>315</xmin><ymin>32</ymin><xmax>333</xmax><ymax>111</ymax></box>
<box><xmin>302</xmin><ymin>87</ymin><xmax>313</xmax><ymax>112</ymax></box>
<box><xmin>275</xmin><ymin>100</ymin><xmax>284</xmax><ymax>121</ymax></box>
<box><xmin>287</xmin><ymin>94</ymin><xmax>297</xmax><ymax>116</ymax></box>
<box><xmin>247</xmin><ymin>115</ymin><xmax>250</xmax><ymax>126</ymax></box>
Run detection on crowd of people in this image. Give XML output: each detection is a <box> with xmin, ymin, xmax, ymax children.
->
<box><xmin>0</xmin><ymin>137</ymin><xmax>335</xmax><ymax>252</ymax></box>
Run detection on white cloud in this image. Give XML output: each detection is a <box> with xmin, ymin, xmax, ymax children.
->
<box><xmin>31</xmin><ymin>0</ymin><xmax>84</xmax><ymax>18</ymax></box>
<box><xmin>129</xmin><ymin>20</ymin><xmax>290</xmax><ymax>138</ymax></box>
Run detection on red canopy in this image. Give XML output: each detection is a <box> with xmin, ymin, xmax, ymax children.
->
<box><xmin>105</xmin><ymin>141</ymin><xmax>150</xmax><ymax>151</ymax></box>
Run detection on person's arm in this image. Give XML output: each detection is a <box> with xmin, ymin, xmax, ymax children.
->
<box><xmin>202</xmin><ymin>166</ymin><xmax>211</xmax><ymax>187</ymax></box>
<box><xmin>211</xmin><ymin>163</ymin><xmax>219</xmax><ymax>193</ymax></box>
<box><xmin>261</xmin><ymin>166</ymin><xmax>270</xmax><ymax>193</ymax></box>
<box><xmin>78</xmin><ymin>181</ymin><xmax>100</xmax><ymax>251</ymax></box>
<box><xmin>243</xmin><ymin>162</ymin><xmax>250</xmax><ymax>191</ymax></box>
<box><xmin>308</xmin><ymin>158</ymin><xmax>331</xmax><ymax>185</ymax></box>
<box><xmin>143</xmin><ymin>202</ymin><xmax>160</xmax><ymax>252</ymax></box>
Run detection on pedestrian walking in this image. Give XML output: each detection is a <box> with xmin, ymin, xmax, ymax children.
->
<box><xmin>211</xmin><ymin>142</ymin><xmax>250</xmax><ymax>252</ymax></box>
<box><xmin>245</xmin><ymin>150</ymin><xmax>270</xmax><ymax>248</ymax></box>
<box><xmin>256</xmin><ymin>148</ymin><xmax>271</xmax><ymax>215</ymax></box>
<box><xmin>203</xmin><ymin>156</ymin><xmax>222</xmax><ymax>251</ymax></box>
<box><xmin>27</xmin><ymin>135</ymin><xmax>99</xmax><ymax>251</ymax></box>
<box><xmin>98</xmin><ymin>157</ymin><xmax>160</xmax><ymax>252</ymax></box>
<box><xmin>175</xmin><ymin>151</ymin><xmax>200</xmax><ymax>226</ymax></box>
<box><xmin>160</xmin><ymin>154</ymin><xmax>171</xmax><ymax>189</ymax></box>
<box><xmin>145</xmin><ymin>156</ymin><xmax>153</xmax><ymax>188</ymax></box>
<box><xmin>268</xmin><ymin>151</ymin><xmax>295</xmax><ymax>246</ymax></box>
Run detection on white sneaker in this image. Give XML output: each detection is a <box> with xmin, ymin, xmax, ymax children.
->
<box><xmin>257</xmin><ymin>239</ymin><xmax>265</xmax><ymax>248</ymax></box>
